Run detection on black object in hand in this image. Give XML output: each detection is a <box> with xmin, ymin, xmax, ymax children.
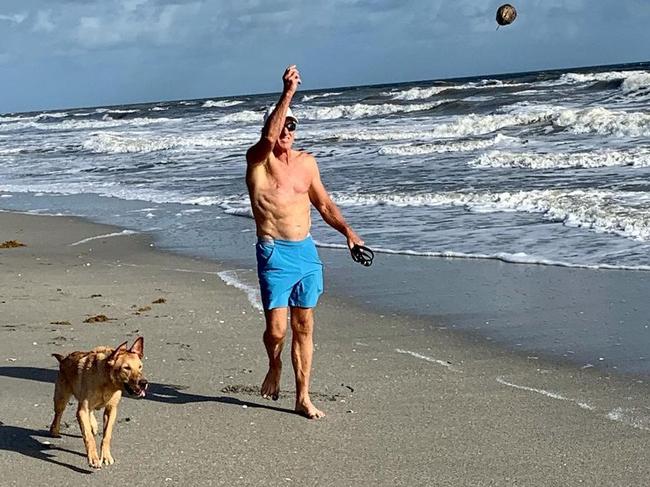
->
<box><xmin>350</xmin><ymin>245</ymin><xmax>374</xmax><ymax>267</ymax></box>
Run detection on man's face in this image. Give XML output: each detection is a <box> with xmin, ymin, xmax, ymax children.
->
<box><xmin>276</xmin><ymin>118</ymin><xmax>296</xmax><ymax>151</ymax></box>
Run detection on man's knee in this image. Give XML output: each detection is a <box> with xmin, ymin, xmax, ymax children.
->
<box><xmin>264</xmin><ymin>312</ymin><xmax>288</xmax><ymax>343</ymax></box>
<box><xmin>290</xmin><ymin>310</ymin><xmax>314</xmax><ymax>336</ymax></box>
<box><xmin>264</xmin><ymin>326</ymin><xmax>286</xmax><ymax>344</ymax></box>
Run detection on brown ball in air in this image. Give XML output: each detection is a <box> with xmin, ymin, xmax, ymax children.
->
<box><xmin>496</xmin><ymin>4</ymin><xmax>517</xmax><ymax>26</ymax></box>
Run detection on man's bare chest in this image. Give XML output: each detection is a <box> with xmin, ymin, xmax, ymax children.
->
<box><xmin>262</xmin><ymin>160</ymin><xmax>312</xmax><ymax>195</ymax></box>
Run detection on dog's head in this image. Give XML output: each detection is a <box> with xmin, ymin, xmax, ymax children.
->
<box><xmin>107</xmin><ymin>337</ymin><xmax>148</xmax><ymax>398</ymax></box>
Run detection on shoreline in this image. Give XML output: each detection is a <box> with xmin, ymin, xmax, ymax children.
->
<box><xmin>4</xmin><ymin>202</ymin><xmax>650</xmax><ymax>380</ymax></box>
<box><xmin>1</xmin><ymin>210</ymin><xmax>649</xmax><ymax>484</ymax></box>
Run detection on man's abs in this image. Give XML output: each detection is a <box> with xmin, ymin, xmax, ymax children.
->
<box><xmin>249</xmin><ymin>189</ymin><xmax>312</xmax><ymax>241</ymax></box>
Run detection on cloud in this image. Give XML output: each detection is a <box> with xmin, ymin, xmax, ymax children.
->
<box><xmin>2</xmin><ymin>0</ymin><xmax>650</xmax><ymax>113</ymax></box>
<box><xmin>73</xmin><ymin>1</ymin><xmax>200</xmax><ymax>49</ymax></box>
<box><xmin>33</xmin><ymin>9</ymin><xmax>54</xmax><ymax>32</ymax></box>
<box><xmin>0</xmin><ymin>12</ymin><xmax>27</xmax><ymax>24</ymax></box>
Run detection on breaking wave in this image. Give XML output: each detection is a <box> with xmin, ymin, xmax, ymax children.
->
<box><xmin>332</xmin><ymin>189</ymin><xmax>650</xmax><ymax>241</ymax></box>
<box><xmin>202</xmin><ymin>100</ymin><xmax>245</xmax><ymax>108</ymax></box>
<box><xmin>81</xmin><ymin>132</ymin><xmax>249</xmax><ymax>154</ymax></box>
<box><xmin>470</xmin><ymin>148</ymin><xmax>650</xmax><ymax>169</ymax></box>
<box><xmin>379</xmin><ymin>134</ymin><xmax>517</xmax><ymax>156</ymax></box>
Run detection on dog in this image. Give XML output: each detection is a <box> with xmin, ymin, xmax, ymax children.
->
<box><xmin>49</xmin><ymin>337</ymin><xmax>148</xmax><ymax>468</ymax></box>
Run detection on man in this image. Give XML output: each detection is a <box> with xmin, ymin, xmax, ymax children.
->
<box><xmin>246</xmin><ymin>65</ymin><xmax>364</xmax><ymax>419</ymax></box>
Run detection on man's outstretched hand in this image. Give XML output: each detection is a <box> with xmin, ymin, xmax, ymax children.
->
<box><xmin>283</xmin><ymin>65</ymin><xmax>301</xmax><ymax>95</ymax></box>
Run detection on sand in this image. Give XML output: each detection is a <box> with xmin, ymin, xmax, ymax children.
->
<box><xmin>0</xmin><ymin>211</ymin><xmax>649</xmax><ymax>486</ymax></box>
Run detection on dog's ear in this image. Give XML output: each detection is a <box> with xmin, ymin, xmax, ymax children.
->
<box><xmin>129</xmin><ymin>336</ymin><xmax>144</xmax><ymax>358</ymax></box>
<box><xmin>108</xmin><ymin>341</ymin><xmax>128</xmax><ymax>362</ymax></box>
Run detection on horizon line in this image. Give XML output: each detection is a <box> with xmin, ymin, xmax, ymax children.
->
<box><xmin>4</xmin><ymin>59</ymin><xmax>649</xmax><ymax>116</ymax></box>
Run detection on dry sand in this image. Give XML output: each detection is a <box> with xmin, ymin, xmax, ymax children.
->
<box><xmin>0</xmin><ymin>211</ymin><xmax>649</xmax><ymax>486</ymax></box>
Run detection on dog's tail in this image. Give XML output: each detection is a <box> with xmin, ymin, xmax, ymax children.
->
<box><xmin>52</xmin><ymin>353</ymin><xmax>65</xmax><ymax>363</ymax></box>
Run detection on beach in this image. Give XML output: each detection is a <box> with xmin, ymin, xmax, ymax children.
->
<box><xmin>1</xmin><ymin>211</ymin><xmax>649</xmax><ymax>486</ymax></box>
<box><xmin>3</xmin><ymin>63</ymin><xmax>650</xmax><ymax>376</ymax></box>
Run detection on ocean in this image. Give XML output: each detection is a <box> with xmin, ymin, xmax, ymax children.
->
<box><xmin>2</xmin><ymin>62</ymin><xmax>650</xmax><ymax>376</ymax></box>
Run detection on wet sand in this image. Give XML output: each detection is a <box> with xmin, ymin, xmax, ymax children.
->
<box><xmin>0</xmin><ymin>211</ymin><xmax>649</xmax><ymax>486</ymax></box>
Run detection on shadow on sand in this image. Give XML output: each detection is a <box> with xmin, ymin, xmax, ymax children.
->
<box><xmin>0</xmin><ymin>366</ymin><xmax>296</xmax><ymax>416</ymax></box>
<box><xmin>0</xmin><ymin>366</ymin><xmax>297</xmax><ymax>471</ymax></box>
<box><xmin>0</xmin><ymin>424</ymin><xmax>91</xmax><ymax>474</ymax></box>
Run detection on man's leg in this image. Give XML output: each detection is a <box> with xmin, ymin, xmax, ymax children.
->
<box><xmin>261</xmin><ymin>307</ymin><xmax>288</xmax><ymax>400</ymax></box>
<box><xmin>290</xmin><ymin>306</ymin><xmax>325</xmax><ymax>419</ymax></box>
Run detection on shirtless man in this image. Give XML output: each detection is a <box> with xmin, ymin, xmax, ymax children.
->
<box><xmin>246</xmin><ymin>65</ymin><xmax>363</xmax><ymax>419</ymax></box>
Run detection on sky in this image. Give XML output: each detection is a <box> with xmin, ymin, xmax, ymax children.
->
<box><xmin>1</xmin><ymin>0</ymin><xmax>649</xmax><ymax>113</ymax></box>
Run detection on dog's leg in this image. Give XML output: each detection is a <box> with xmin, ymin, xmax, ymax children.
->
<box><xmin>77</xmin><ymin>403</ymin><xmax>101</xmax><ymax>468</ymax></box>
<box><xmin>100</xmin><ymin>404</ymin><xmax>118</xmax><ymax>466</ymax></box>
<box><xmin>49</xmin><ymin>377</ymin><xmax>71</xmax><ymax>438</ymax></box>
<box><xmin>90</xmin><ymin>411</ymin><xmax>98</xmax><ymax>436</ymax></box>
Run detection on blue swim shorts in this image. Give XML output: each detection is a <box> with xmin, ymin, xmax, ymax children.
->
<box><xmin>256</xmin><ymin>235</ymin><xmax>324</xmax><ymax>310</ymax></box>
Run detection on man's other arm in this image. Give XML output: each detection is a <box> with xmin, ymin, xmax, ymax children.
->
<box><xmin>308</xmin><ymin>159</ymin><xmax>363</xmax><ymax>249</ymax></box>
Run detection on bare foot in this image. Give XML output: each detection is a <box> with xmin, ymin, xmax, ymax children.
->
<box><xmin>261</xmin><ymin>365</ymin><xmax>281</xmax><ymax>400</ymax></box>
<box><xmin>295</xmin><ymin>398</ymin><xmax>325</xmax><ymax>419</ymax></box>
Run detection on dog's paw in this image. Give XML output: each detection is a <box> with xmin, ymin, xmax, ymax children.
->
<box><xmin>101</xmin><ymin>452</ymin><xmax>115</xmax><ymax>466</ymax></box>
<box><xmin>88</xmin><ymin>454</ymin><xmax>102</xmax><ymax>469</ymax></box>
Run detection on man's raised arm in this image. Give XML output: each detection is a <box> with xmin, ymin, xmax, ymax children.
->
<box><xmin>246</xmin><ymin>65</ymin><xmax>301</xmax><ymax>166</ymax></box>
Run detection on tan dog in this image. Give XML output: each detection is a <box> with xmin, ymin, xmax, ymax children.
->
<box><xmin>49</xmin><ymin>337</ymin><xmax>148</xmax><ymax>468</ymax></box>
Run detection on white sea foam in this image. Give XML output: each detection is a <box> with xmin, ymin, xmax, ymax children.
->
<box><xmin>0</xmin><ymin>181</ymin><xmax>223</xmax><ymax>207</ymax></box>
<box><xmin>7</xmin><ymin>177</ymin><xmax>649</xmax><ymax>247</ymax></box>
<box><xmin>70</xmin><ymin>230</ymin><xmax>137</xmax><ymax>246</ymax></box>
<box><xmin>379</xmin><ymin>134</ymin><xmax>516</xmax><ymax>156</ymax></box>
<box><xmin>215</xmin><ymin>110</ymin><xmax>261</xmax><ymax>124</ymax></box>
<box><xmin>424</xmin><ymin>109</ymin><xmax>554</xmax><ymax>138</ymax></box>
<box><xmin>335</xmin><ymin>108</ymin><xmax>552</xmax><ymax>142</ymax></box>
<box><xmin>554</xmin><ymin>107</ymin><xmax>650</xmax><ymax>137</ymax></box>
<box><xmin>387</xmin><ymin>86</ymin><xmax>448</xmax><ymax>100</ymax></box>
<box><xmin>301</xmin><ymin>92</ymin><xmax>342</xmax><ymax>102</ymax></box>
<box><xmin>0</xmin><ymin>148</ymin><xmax>25</xmax><ymax>155</ymax></box>
<box><xmin>620</xmin><ymin>72</ymin><xmax>650</xmax><ymax>94</ymax></box>
<box><xmin>202</xmin><ymin>100</ymin><xmax>245</xmax><ymax>108</ymax></box>
<box><xmin>297</xmin><ymin>101</ymin><xmax>443</xmax><ymax>121</ymax></box>
<box><xmin>217</xmin><ymin>270</ymin><xmax>262</xmax><ymax>311</ymax></box>
<box><xmin>496</xmin><ymin>377</ymin><xmax>594</xmax><ymax>410</ymax></box>
<box><xmin>607</xmin><ymin>407</ymin><xmax>650</xmax><ymax>431</ymax></box>
<box><xmin>223</xmin><ymin>206</ymin><xmax>253</xmax><ymax>218</ymax></box>
<box><xmin>36</xmin><ymin>112</ymin><xmax>68</xmax><ymax>120</ymax></box>
<box><xmin>556</xmin><ymin>70</ymin><xmax>650</xmax><ymax>88</ymax></box>
<box><xmin>0</xmin><ymin>115</ymin><xmax>30</xmax><ymax>123</ymax></box>
<box><xmin>337</xmin><ymin>128</ymin><xmax>436</xmax><ymax>142</ymax></box>
<box><xmin>108</xmin><ymin>109</ymin><xmax>139</xmax><ymax>114</ymax></box>
<box><xmin>331</xmin><ymin>189</ymin><xmax>650</xmax><ymax>241</ymax></box>
<box><xmin>181</xmin><ymin>195</ymin><xmax>226</xmax><ymax>206</ymax></box>
<box><xmin>313</xmin><ymin>241</ymin><xmax>650</xmax><ymax>272</ymax></box>
<box><xmin>395</xmin><ymin>348</ymin><xmax>461</xmax><ymax>372</ymax></box>
<box><xmin>82</xmin><ymin>132</ymin><xmax>246</xmax><ymax>154</ymax></box>
<box><xmin>209</xmin><ymin>101</ymin><xmax>562</xmax><ymax>134</ymax></box>
<box><xmin>151</xmin><ymin>106</ymin><xmax>169</xmax><ymax>111</ymax></box>
<box><xmin>470</xmin><ymin>148</ymin><xmax>650</xmax><ymax>169</ymax></box>
<box><xmin>1</xmin><ymin>116</ymin><xmax>175</xmax><ymax>133</ymax></box>
<box><xmin>385</xmin><ymin>80</ymin><xmax>527</xmax><ymax>101</ymax></box>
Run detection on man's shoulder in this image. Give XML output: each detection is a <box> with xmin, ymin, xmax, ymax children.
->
<box><xmin>294</xmin><ymin>149</ymin><xmax>317</xmax><ymax>165</ymax></box>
